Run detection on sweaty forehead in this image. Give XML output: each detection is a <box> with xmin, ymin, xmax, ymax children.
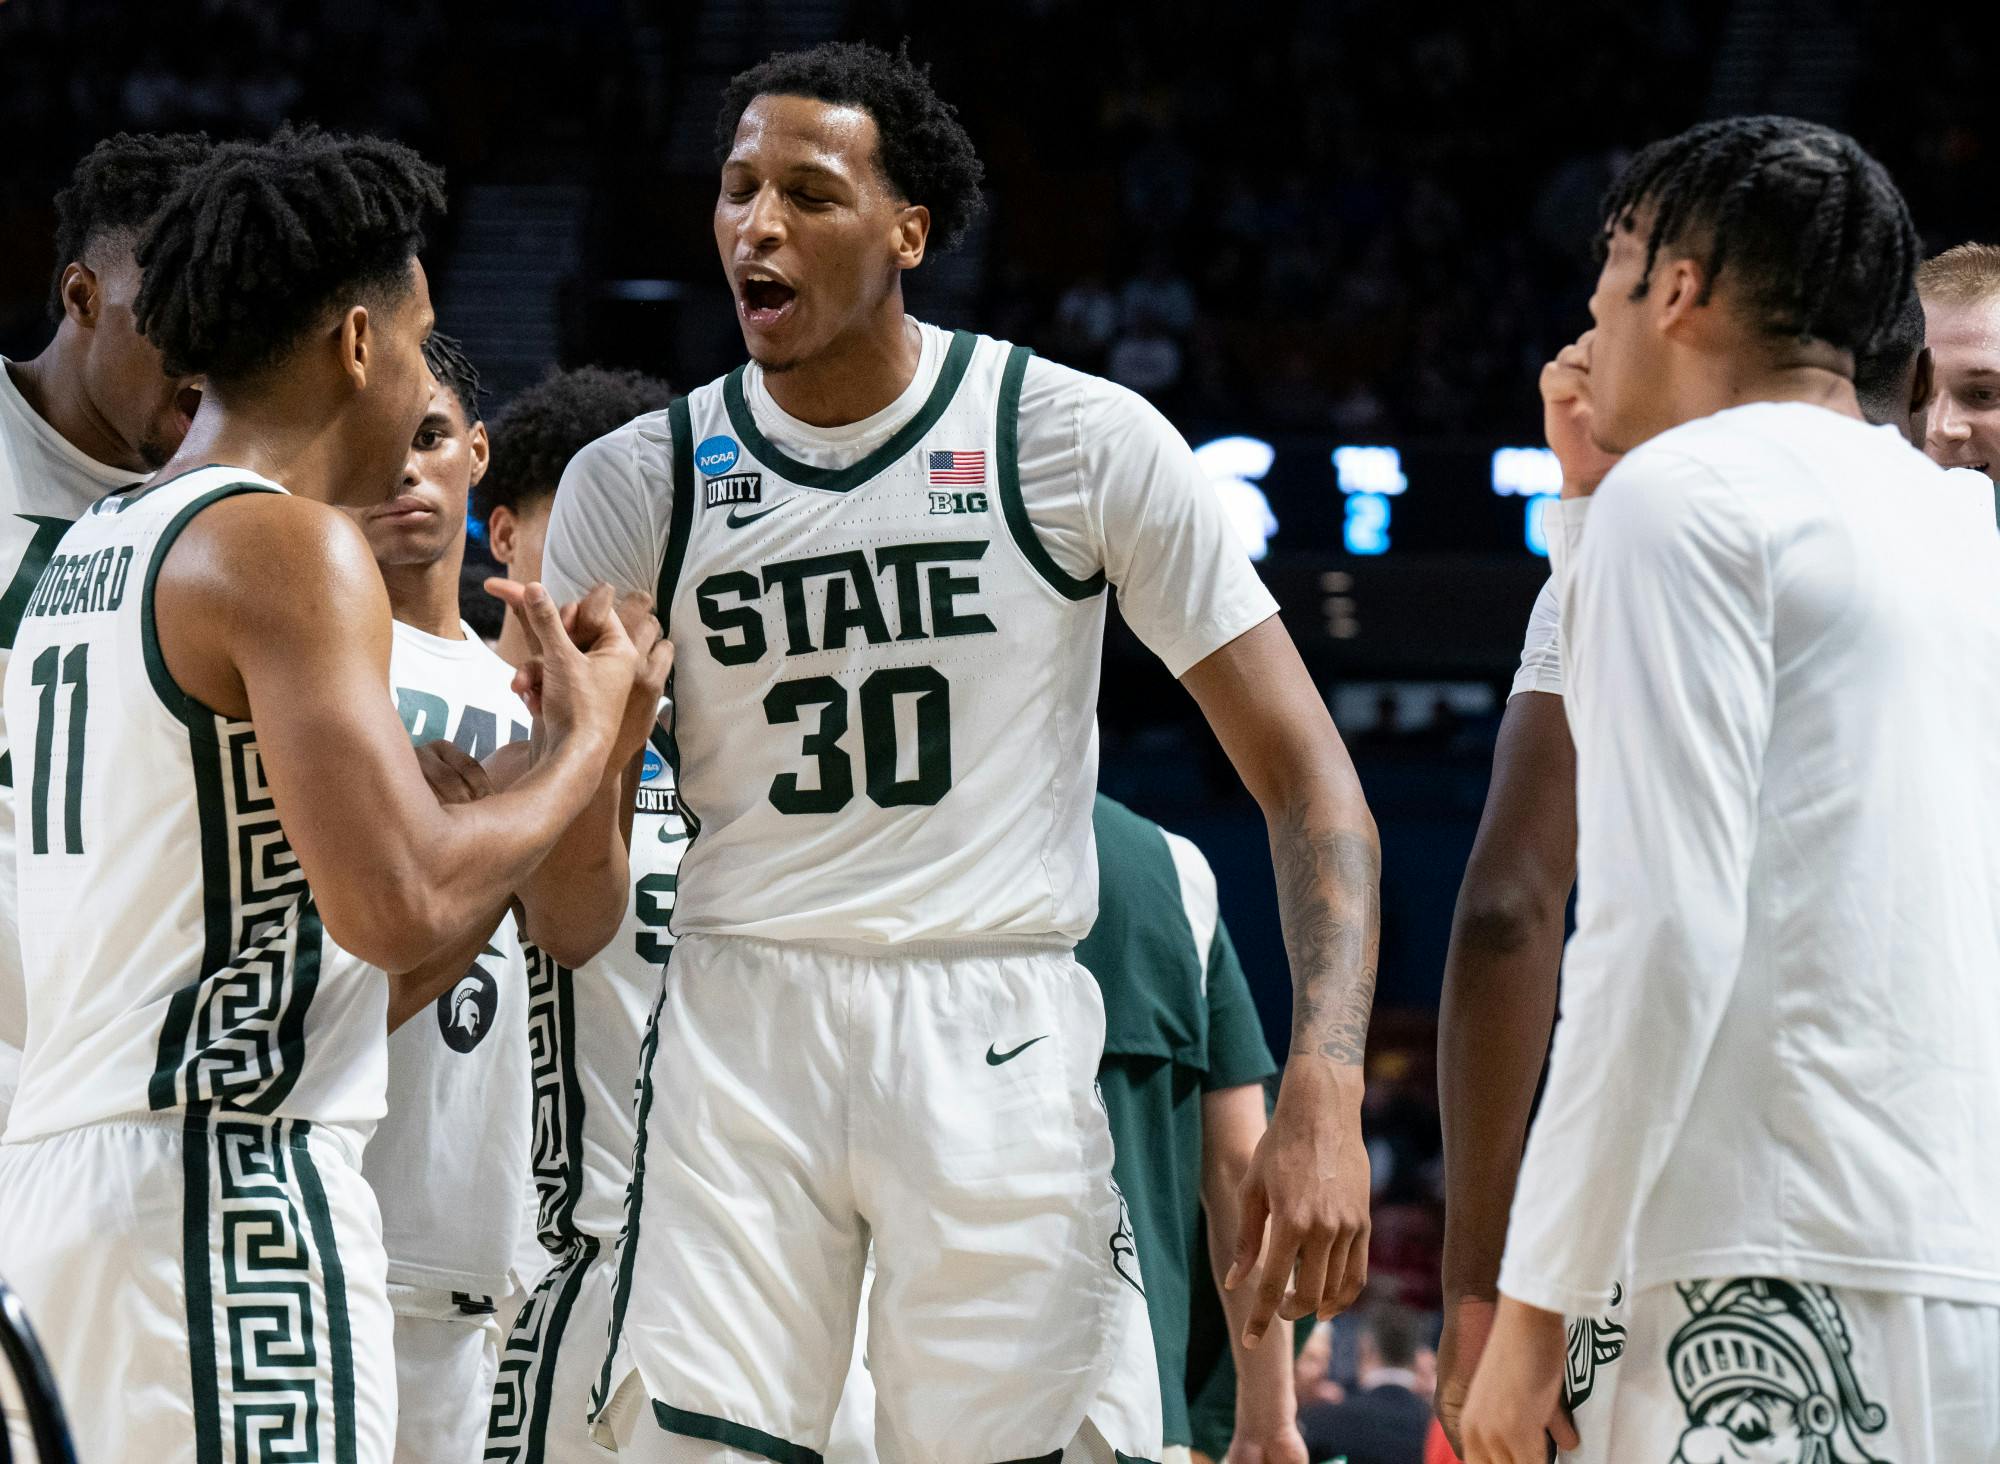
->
<box><xmin>1922</xmin><ymin>294</ymin><xmax>2000</xmax><ymax>356</ymax></box>
<box><xmin>729</xmin><ymin>95</ymin><xmax>882</xmax><ymax>182</ymax></box>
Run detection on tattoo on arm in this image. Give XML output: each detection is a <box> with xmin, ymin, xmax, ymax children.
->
<box><xmin>1273</xmin><ymin>802</ymin><xmax>1381</xmax><ymax>1065</ymax></box>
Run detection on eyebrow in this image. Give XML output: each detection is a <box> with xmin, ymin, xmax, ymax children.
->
<box><xmin>418</xmin><ymin>412</ymin><xmax>455</xmax><ymax>432</ymax></box>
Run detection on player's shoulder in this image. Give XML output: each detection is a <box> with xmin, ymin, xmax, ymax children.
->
<box><xmin>1013</xmin><ymin>347</ymin><xmax>1160</xmax><ymax>428</ymax></box>
<box><xmin>565</xmin><ymin>404</ymin><xmax>679</xmax><ymax>489</ymax></box>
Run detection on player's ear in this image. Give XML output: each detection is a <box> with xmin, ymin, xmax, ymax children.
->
<box><xmin>466</xmin><ymin>421</ymin><xmax>491</xmax><ymax>487</ymax></box>
<box><xmin>338</xmin><ymin>305</ymin><xmax>371</xmax><ymax>392</ymax></box>
<box><xmin>892</xmin><ymin>204</ymin><xmax>928</xmax><ymax>272</ymax></box>
<box><xmin>57</xmin><ymin>262</ymin><xmax>101</xmax><ymax>329</ymax></box>
<box><xmin>1653</xmin><ymin>256</ymin><xmax>1704</xmax><ymax>336</ymax></box>
<box><xmin>488</xmin><ymin>504</ymin><xmax>516</xmax><ymax>565</ymax></box>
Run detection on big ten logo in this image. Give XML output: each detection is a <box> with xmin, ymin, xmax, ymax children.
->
<box><xmin>928</xmin><ymin>490</ymin><xmax>989</xmax><ymax>515</ymax></box>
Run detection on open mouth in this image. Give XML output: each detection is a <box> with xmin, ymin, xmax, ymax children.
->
<box><xmin>740</xmin><ymin>274</ymin><xmax>797</xmax><ymax>327</ymax></box>
<box><xmin>173</xmin><ymin>384</ymin><xmax>203</xmax><ymax>435</ymax></box>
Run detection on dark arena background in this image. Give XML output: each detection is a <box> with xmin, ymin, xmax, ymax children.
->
<box><xmin>1</xmin><ymin>0</ymin><xmax>1993</xmax><ymax>1400</ymax></box>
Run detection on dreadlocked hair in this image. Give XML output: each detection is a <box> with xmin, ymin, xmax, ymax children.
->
<box><xmin>423</xmin><ymin>332</ymin><xmax>482</xmax><ymax>425</ymax></box>
<box><xmin>717</xmin><ymin>40</ymin><xmax>986</xmax><ymax>252</ymax></box>
<box><xmin>135</xmin><ymin>124</ymin><xmax>446</xmax><ymax>383</ymax></box>
<box><xmin>49</xmin><ymin>131</ymin><xmax>214</xmax><ymax>321</ymax></box>
<box><xmin>1599</xmin><ymin>115</ymin><xmax>1919</xmax><ymax>361</ymax></box>
<box><xmin>476</xmin><ymin>365</ymin><xmax>675</xmax><ymax>523</ymax></box>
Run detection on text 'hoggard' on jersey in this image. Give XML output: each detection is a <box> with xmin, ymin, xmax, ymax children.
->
<box><xmin>695</xmin><ymin>539</ymin><xmax>995</xmax><ymax>665</ymax></box>
<box><xmin>23</xmin><ymin>544</ymin><xmax>135</xmax><ymax>620</ymax></box>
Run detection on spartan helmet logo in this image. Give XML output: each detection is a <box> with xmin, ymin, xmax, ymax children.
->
<box><xmin>1667</xmin><ymin>1279</ymin><xmax>1890</xmax><ymax>1464</ymax></box>
<box><xmin>435</xmin><ymin>955</ymin><xmax>501</xmax><ymax>1054</ymax></box>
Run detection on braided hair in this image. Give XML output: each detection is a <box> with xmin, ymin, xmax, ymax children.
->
<box><xmin>1599</xmin><ymin>116</ymin><xmax>1919</xmax><ymax>361</ymax></box>
<box><xmin>48</xmin><ymin>131</ymin><xmax>214</xmax><ymax>319</ymax></box>
<box><xmin>135</xmin><ymin>125</ymin><xmax>446</xmax><ymax>383</ymax></box>
<box><xmin>717</xmin><ymin>40</ymin><xmax>986</xmax><ymax>252</ymax></box>
<box><xmin>422</xmin><ymin>332</ymin><xmax>482</xmax><ymax>426</ymax></box>
<box><xmin>475</xmin><ymin>365</ymin><xmax>674</xmax><ymax>522</ymax></box>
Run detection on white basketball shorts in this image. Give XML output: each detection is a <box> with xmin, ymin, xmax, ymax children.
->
<box><xmin>0</xmin><ymin>1112</ymin><xmax>395</xmax><ymax>1464</ymax></box>
<box><xmin>590</xmin><ymin>933</ymin><xmax>1161</xmax><ymax>1464</ymax></box>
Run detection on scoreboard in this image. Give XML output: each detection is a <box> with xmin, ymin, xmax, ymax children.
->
<box><xmin>1177</xmin><ymin>431</ymin><xmax>1560</xmax><ymax>678</ymax></box>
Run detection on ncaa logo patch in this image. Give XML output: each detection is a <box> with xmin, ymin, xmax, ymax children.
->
<box><xmin>641</xmin><ymin>745</ymin><xmax>665</xmax><ymax>784</ymax></box>
<box><xmin>695</xmin><ymin>435</ymin><xmax>739</xmax><ymax>476</ymax></box>
<box><xmin>437</xmin><ymin>958</ymin><xmax>500</xmax><ymax>1053</ymax></box>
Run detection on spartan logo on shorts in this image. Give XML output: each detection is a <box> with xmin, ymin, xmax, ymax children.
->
<box><xmin>1562</xmin><ymin>1282</ymin><xmax>1626</xmax><ymax>1414</ymax></box>
<box><xmin>437</xmin><ymin>946</ymin><xmax>502</xmax><ymax>1053</ymax></box>
<box><xmin>1665</xmin><ymin>1279</ymin><xmax>1890</xmax><ymax>1464</ymax></box>
<box><xmin>1107</xmin><ymin>1178</ymin><xmax>1144</xmax><ymax>1296</ymax></box>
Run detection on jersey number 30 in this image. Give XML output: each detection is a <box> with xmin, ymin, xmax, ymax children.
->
<box><xmin>763</xmin><ymin>666</ymin><xmax>950</xmax><ymax>814</ymax></box>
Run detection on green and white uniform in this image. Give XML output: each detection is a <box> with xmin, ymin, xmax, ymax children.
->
<box><xmin>1080</xmin><ymin>796</ymin><xmax>1278</xmax><ymax>1454</ymax></box>
<box><xmin>486</xmin><ymin>731</ymin><xmax>685</xmax><ymax>1464</ymax></box>
<box><xmin>0</xmin><ymin>358</ymin><xmax>136</xmax><ymax>1130</ymax></box>
<box><xmin>356</xmin><ymin>622</ymin><xmax>530</xmax><ymax>1464</ymax></box>
<box><xmin>543</xmin><ymin>320</ymin><xmax>1276</xmax><ymax>1464</ymax></box>
<box><xmin>0</xmin><ymin>465</ymin><xmax>394</xmax><ymax>1464</ymax></box>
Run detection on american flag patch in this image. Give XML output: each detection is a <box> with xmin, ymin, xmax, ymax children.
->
<box><xmin>928</xmin><ymin>450</ymin><xmax>986</xmax><ymax>484</ymax></box>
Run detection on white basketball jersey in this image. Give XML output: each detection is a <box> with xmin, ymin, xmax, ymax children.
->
<box><xmin>663</xmin><ymin>330</ymin><xmax>1109</xmax><ymax>944</ymax></box>
<box><xmin>0</xmin><ymin>360</ymin><xmax>137</xmax><ymax>1118</ymax></box>
<box><xmin>526</xmin><ymin>728</ymin><xmax>685</xmax><ymax>1249</ymax></box>
<box><xmin>4</xmin><ymin>465</ymin><xmax>386</xmax><ymax>1142</ymax></box>
<box><xmin>358</xmin><ymin>621</ymin><xmax>533</xmax><ymax>1293</ymax></box>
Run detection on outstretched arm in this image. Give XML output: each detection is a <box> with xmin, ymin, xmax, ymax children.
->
<box><xmin>1181</xmin><ymin>615</ymin><xmax>1380</xmax><ymax>1345</ymax></box>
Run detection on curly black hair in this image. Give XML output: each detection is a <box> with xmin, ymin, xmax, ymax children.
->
<box><xmin>135</xmin><ymin>125</ymin><xmax>446</xmax><ymax>383</ymax></box>
<box><xmin>476</xmin><ymin>365</ymin><xmax>675</xmax><ymax>522</ymax></box>
<box><xmin>716</xmin><ymin>40</ymin><xmax>986</xmax><ymax>253</ymax></box>
<box><xmin>48</xmin><ymin>131</ymin><xmax>214</xmax><ymax>320</ymax></box>
<box><xmin>422</xmin><ymin>332</ymin><xmax>482</xmax><ymax>425</ymax></box>
<box><xmin>1599</xmin><ymin>116</ymin><xmax>1919</xmax><ymax>362</ymax></box>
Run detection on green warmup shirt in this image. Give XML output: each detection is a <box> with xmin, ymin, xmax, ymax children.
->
<box><xmin>1078</xmin><ymin>795</ymin><xmax>1279</xmax><ymax>1449</ymax></box>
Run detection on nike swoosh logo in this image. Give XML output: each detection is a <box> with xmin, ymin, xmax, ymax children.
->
<box><xmin>986</xmin><ymin>1035</ymin><xmax>1048</xmax><ymax>1066</ymax></box>
<box><xmin>725</xmin><ymin>501</ymin><xmax>788</xmax><ymax>528</ymax></box>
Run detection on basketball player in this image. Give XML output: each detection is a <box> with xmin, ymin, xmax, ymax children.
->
<box><xmin>341</xmin><ymin>333</ymin><xmax>535</xmax><ymax>1464</ymax></box>
<box><xmin>475</xmin><ymin>365</ymin><xmax>685</xmax><ymax>1464</ymax></box>
<box><xmin>0</xmin><ymin>131</ymin><xmax>211</xmax><ymax>1133</ymax></box>
<box><xmin>481</xmin><ymin>365</ymin><xmax>679</xmax><ymax>667</ymax></box>
<box><xmin>543</xmin><ymin>42</ymin><xmax>1379</xmax><ymax>1464</ymax></box>
<box><xmin>1458</xmin><ymin>117</ymin><xmax>2000</xmax><ymax>1463</ymax></box>
<box><xmin>0</xmin><ymin>127</ymin><xmax>664</xmax><ymax>1464</ymax></box>
<box><xmin>1917</xmin><ymin>243</ymin><xmax>2000</xmax><ymax>522</ymax></box>
<box><xmin>1433</xmin><ymin>286</ymin><xmax>1950</xmax><ymax>1457</ymax></box>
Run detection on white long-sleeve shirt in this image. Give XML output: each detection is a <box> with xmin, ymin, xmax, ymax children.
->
<box><xmin>1501</xmin><ymin>402</ymin><xmax>2000</xmax><ymax>1316</ymax></box>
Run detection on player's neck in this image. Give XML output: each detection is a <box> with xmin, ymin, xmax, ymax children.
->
<box><xmin>759</xmin><ymin>309</ymin><xmax>922</xmax><ymax>429</ymax></box>
<box><xmin>160</xmin><ymin>383</ymin><xmax>351</xmax><ymax>503</ymax></box>
<box><xmin>7</xmin><ymin>338</ymin><xmax>145</xmax><ymax>474</ymax></box>
<box><xmin>381</xmin><ymin>544</ymin><xmax>466</xmax><ymax>641</ymax></box>
<box><xmin>1670</xmin><ymin>342</ymin><xmax>1864</xmax><ymax>428</ymax></box>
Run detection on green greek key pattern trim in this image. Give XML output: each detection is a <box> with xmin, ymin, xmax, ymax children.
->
<box><xmin>485</xmin><ymin>1238</ymin><xmax>598</xmax><ymax>1460</ymax></box>
<box><xmin>523</xmin><ymin>945</ymin><xmax>589</xmax><ymax>1247</ymax></box>
<box><xmin>183</xmin><ymin>1116</ymin><xmax>357</xmax><ymax>1464</ymax></box>
<box><xmin>995</xmin><ymin>344</ymin><xmax>1105</xmax><ymax>601</ymax></box>
<box><xmin>652</xmin><ymin>1402</ymin><xmax>823</xmax><ymax>1464</ymax></box>
<box><xmin>589</xmin><ymin>963</ymin><xmax>669</xmax><ymax>1418</ymax></box>
<box><xmin>721</xmin><ymin>329</ymin><xmax>976</xmax><ymax>493</ymax></box>
<box><xmin>149</xmin><ymin>712</ymin><xmax>320</xmax><ymax>1114</ymax></box>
